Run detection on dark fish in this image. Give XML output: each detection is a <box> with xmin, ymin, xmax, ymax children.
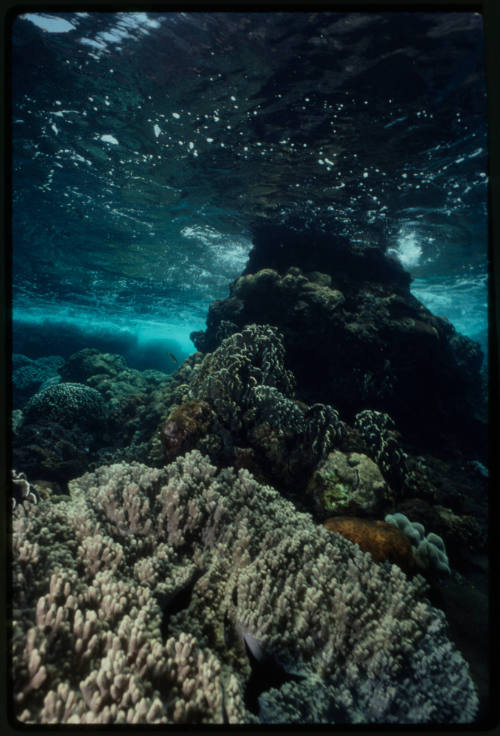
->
<box><xmin>168</xmin><ymin>352</ymin><xmax>178</xmax><ymax>363</ymax></box>
<box><xmin>239</xmin><ymin>628</ymin><xmax>306</xmax><ymax>716</ymax></box>
<box><xmin>220</xmin><ymin>683</ymin><xmax>229</xmax><ymax>725</ymax></box>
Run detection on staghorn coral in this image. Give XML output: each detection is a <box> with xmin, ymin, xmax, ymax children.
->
<box><xmin>12</xmin><ymin>451</ymin><xmax>478</xmax><ymax>724</ymax></box>
<box><xmin>12</xmin><ymin>456</ymin><xmax>250</xmax><ymax>724</ymax></box>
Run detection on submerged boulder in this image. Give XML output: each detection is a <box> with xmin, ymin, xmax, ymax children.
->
<box><xmin>307</xmin><ymin>450</ymin><xmax>390</xmax><ymax>519</ymax></box>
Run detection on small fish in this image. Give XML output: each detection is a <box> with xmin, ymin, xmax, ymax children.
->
<box><xmin>168</xmin><ymin>352</ymin><xmax>178</xmax><ymax>363</ymax></box>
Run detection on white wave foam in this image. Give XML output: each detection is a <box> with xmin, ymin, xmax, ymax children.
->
<box><xmin>387</xmin><ymin>231</ymin><xmax>423</xmax><ymax>268</ymax></box>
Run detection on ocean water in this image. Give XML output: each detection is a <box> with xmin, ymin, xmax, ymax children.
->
<box><xmin>12</xmin><ymin>11</ymin><xmax>488</xmax><ymax>365</ymax></box>
<box><xmin>10</xmin><ymin>11</ymin><xmax>491</xmax><ymax>727</ymax></box>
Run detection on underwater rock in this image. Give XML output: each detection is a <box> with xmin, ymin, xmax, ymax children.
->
<box><xmin>323</xmin><ymin>516</ymin><xmax>416</xmax><ymax>572</ymax></box>
<box><xmin>242</xmin><ymin>223</ymin><xmax>411</xmax><ymax>294</ymax></box>
<box><xmin>12</xmin><ymin>421</ymin><xmax>96</xmax><ymax>485</ymax></box>
<box><xmin>433</xmin><ymin>505</ymin><xmax>483</xmax><ymax>554</ymax></box>
<box><xmin>307</xmin><ymin>450</ymin><xmax>389</xmax><ymax>518</ymax></box>
<box><xmin>192</xmin><ymin>224</ymin><xmax>486</xmax><ymax>459</ymax></box>
<box><xmin>161</xmin><ymin>399</ymin><xmax>216</xmax><ymax>461</ymax></box>
<box><xmin>11</xmin><ymin>470</ymin><xmax>38</xmax><ymax>509</ymax></box>
<box><xmin>58</xmin><ymin>347</ymin><xmax>128</xmax><ymax>382</ymax></box>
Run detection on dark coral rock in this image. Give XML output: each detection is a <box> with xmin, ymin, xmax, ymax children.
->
<box><xmin>243</xmin><ymin>222</ymin><xmax>411</xmax><ymax>294</ymax></box>
<box><xmin>395</xmin><ymin>498</ymin><xmax>443</xmax><ymax>536</ymax></box>
<box><xmin>307</xmin><ymin>450</ymin><xmax>390</xmax><ymax>519</ymax></box>
<box><xmin>161</xmin><ymin>399</ymin><xmax>215</xmax><ymax>461</ymax></box>
<box><xmin>434</xmin><ymin>506</ymin><xmax>483</xmax><ymax>554</ymax></box>
<box><xmin>323</xmin><ymin>516</ymin><xmax>416</xmax><ymax>573</ymax></box>
<box><xmin>192</xmin><ymin>223</ymin><xmax>486</xmax><ymax>459</ymax></box>
<box><xmin>12</xmin><ymin>422</ymin><xmax>94</xmax><ymax>484</ymax></box>
<box><xmin>58</xmin><ymin>348</ymin><xmax>127</xmax><ymax>383</ymax></box>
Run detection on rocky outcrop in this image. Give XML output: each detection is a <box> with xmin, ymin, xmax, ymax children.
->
<box><xmin>191</xmin><ymin>223</ymin><xmax>486</xmax><ymax>460</ymax></box>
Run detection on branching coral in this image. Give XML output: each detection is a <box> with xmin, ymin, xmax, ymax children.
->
<box><xmin>12</xmin><ymin>451</ymin><xmax>478</xmax><ymax>724</ymax></box>
<box><xmin>180</xmin><ymin>325</ymin><xmax>344</xmax><ymax>486</ymax></box>
<box><xmin>354</xmin><ymin>409</ymin><xmax>408</xmax><ymax>492</ymax></box>
<box><xmin>188</xmin><ymin>323</ymin><xmax>295</xmax><ymax>433</ymax></box>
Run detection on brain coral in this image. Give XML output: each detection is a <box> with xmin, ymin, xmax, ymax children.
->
<box><xmin>12</xmin><ymin>451</ymin><xmax>478</xmax><ymax>725</ymax></box>
<box><xmin>23</xmin><ymin>382</ymin><xmax>106</xmax><ymax>431</ymax></box>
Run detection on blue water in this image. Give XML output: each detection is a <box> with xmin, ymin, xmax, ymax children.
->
<box><xmin>11</xmin><ymin>11</ymin><xmax>488</xmax><ymax>367</ymax></box>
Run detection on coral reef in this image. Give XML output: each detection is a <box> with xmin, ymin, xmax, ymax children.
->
<box><xmin>191</xmin><ymin>224</ymin><xmax>486</xmax><ymax>460</ymax></box>
<box><xmin>177</xmin><ymin>324</ymin><xmax>343</xmax><ymax>489</ymax></box>
<box><xmin>188</xmin><ymin>323</ymin><xmax>295</xmax><ymax>431</ymax></box>
<box><xmin>12</xmin><ymin>451</ymin><xmax>478</xmax><ymax>724</ymax></box>
<box><xmin>11</xmin><ymin>349</ymin><xmax>183</xmax><ymax>484</ymax></box>
<box><xmin>161</xmin><ymin>400</ymin><xmax>216</xmax><ymax>461</ymax></box>
<box><xmin>12</xmin><ymin>383</ymin><xmax>108</xmax><ymax>485</ymax></box>
<box><xmin>58</xmin><ymin>348</ymin><xmax>129</xmax><ymax>383</ymax></box>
